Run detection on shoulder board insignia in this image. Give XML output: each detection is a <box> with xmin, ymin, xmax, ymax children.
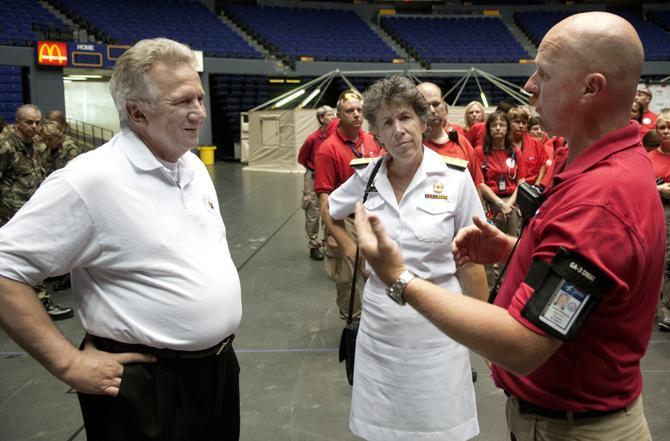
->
<box><xmin>349</xmin><ymin>157</ymin><xmax>376</xmax><ymax>168</ymax></box>
<box><xmin>441</xmin><ymin>155</ymin><xmax>468</xmax><ymax>171</ymax></box>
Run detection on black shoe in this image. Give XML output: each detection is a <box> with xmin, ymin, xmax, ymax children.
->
<box><xmin>659</xmin><ymin>318</ymin><xmax>670</xmax><ymax>332</ymax></box>
<box><xmin>471</xmin><ymin>368</ymin><xmax>478</xmax><ymax>382</ymax></box>
<box><xmin>42</xmin><ymin>298</ymin><xmax>74</xmax><ymax>320</ymax></box>
<box><xmin>309</xmin><ymin>247</ymin><xmax>324</xmax><ymax>261</ymax></box>
<box><xmin>52</xmin><ymin>274</ymin><xmax>71</xmax><ymax>291</ymax></box>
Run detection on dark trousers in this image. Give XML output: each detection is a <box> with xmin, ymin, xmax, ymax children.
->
<box><xmin>77</xmin><ymin>341</ymin><xmax>240</xmax><ymax>441</ymax></box>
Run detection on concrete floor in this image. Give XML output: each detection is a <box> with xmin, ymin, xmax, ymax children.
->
<box><xmin>0</xmin><ymin>161</ymin><xmax>669</xmax><ymax>441</ymax></box>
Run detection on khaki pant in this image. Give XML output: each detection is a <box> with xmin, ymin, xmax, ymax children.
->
<box><xmin>302</xmin><ymin>171</ymin><xmax>322</xmax><ymax>250</ymax></box>
<box><xmin>324</xmin><ymin>218</ymin><xmax>362</xmax><ymax>320</ymax></box>
<box><xmin>658</xmin><ymin>204</ymin><xmax>670</xmax><ymax>321</ymax></box>
<box><xmin>485</xmin><ymin>196</ymin><xmax>522</xmax><ymax>289</ymax></box>
<box><xmin>506</xmin><ymin>395</ymin><xmax>651</xmax><ymax>441</ymax></box>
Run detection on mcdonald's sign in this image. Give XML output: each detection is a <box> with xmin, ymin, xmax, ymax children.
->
<box><xmin>37</xmin><ymin>41</ymin><xmax>68</xmax><ymax>66</ymax></box>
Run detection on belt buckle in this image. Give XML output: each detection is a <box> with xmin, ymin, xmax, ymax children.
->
<box><xmin>215</xmin><ymin>336</ymin><xmax>231</xmax><ymax>355</ymax></box>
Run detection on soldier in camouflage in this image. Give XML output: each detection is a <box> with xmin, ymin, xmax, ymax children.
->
<box><xmin>0</xmin><ymin>104</ymin><xmax>73</xmax><ymax>320</ymax></box>
<box><xmin>41</xmin><ymin>121</ymin><xmax>81</xmax><ymax>175</ymax></box>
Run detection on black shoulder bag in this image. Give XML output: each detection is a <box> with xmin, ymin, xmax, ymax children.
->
<box><xmin>339</xmin><ymin>157</ymin><xmax>384</xmax><ymax>386</ymax></box>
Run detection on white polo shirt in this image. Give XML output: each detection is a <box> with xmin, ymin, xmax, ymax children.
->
<box><xmin>0</xmin><ymin>129</ymin><xmax>242</xmax><ymax>351</ymax></box>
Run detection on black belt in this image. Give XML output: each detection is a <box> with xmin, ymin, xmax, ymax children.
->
<box><xmin>92</xmin><ymin>334</ymin><xmax>235</xmax><ymax>360</ymax></box>
<box><xmin>509</xmin><ymin>393</ymin><xmax>626</xmax><ymax>420</ymax></box>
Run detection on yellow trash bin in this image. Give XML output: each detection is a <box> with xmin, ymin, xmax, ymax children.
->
<box><xmin>197</xmin><ymin>145</ymin><xmax>216</xmax><ymax>165</ymax></box>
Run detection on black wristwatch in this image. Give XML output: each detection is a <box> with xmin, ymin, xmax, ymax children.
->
<box><xmin>386</xmin><ymin>270</ymin><xmax>416</xmax><ymax>306</ymax></box>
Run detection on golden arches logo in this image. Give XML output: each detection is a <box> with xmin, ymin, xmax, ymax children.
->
<box><xmin>37</xmin><ymin>41</ymin><xmax>68</xmax><ymax>66</ymax></box>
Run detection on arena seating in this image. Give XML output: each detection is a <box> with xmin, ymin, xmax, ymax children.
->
<box><xmin>619</xmin><ymin>12</ymin><xmax>670</xmax><ymax>61</ymax></box>
<box><xmin>0</xmin><ymin>0</ymin><xmax>69</xmax><ymax>46</ymax></box>
<box><xmin>222</xmin><ymin>4</ymin><xmax>399</xmax><ymax>63</ymax></box>
<box><xmin>0</xmin><ymin>66</ymin><xmax>23</xmax><ymax>124</ymax></box>
<box><xmin>647</xmin><ymin>10</ymin><xmax>670</xmax><ymax>31</ymax></box>
<box><xmin>515</xmin><ymin>10</ymin><xmax>670</xmax><ymax>61</ymax></box>
<box><xmin>380</xmin><ymin>16</ymin><xmax>528</xmax><ymax>64</ymax></box>
<box><xmin>50</xmin><ymin>0</ymin><xmax>262</xmax><ymax>58</ymax></box>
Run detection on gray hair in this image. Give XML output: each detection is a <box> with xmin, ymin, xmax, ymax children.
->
<box><xmin>362</xmin><ymin>76</ymin><xmax>430</xmax><ymax>132</ymax></box>
<box><xmin>316</xmin><ymin>105</ymin><xmax>334</xmax><ymax>123</ymax></box>
<box><xmin>15</xmin><ymin>104</ymin><xmax>41</xmax><ymax>121</ymax></box>
<box><xmin>109</xmin><ymin>38</ymin><xmax>197</xmax><ymax>128</ymax></box>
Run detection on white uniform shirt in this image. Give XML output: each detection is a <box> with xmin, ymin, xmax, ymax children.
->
<box><xmin>0</xmin><ymin>129</ymin><xmax>242</xmax><ymax>350</ymax></box>
<box><xmin>330</xmin><ymin>147</ymin><xmax>485</xmax><ymax>286</ymax></box>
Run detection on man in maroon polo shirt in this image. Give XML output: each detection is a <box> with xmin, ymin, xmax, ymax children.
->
<box><xmin>636</xmin><ymin>86</ymin><xmax>657</xmax><ymax>133</ymax></box>
<box><xmin>355</xmin><ymin>12</ymin><xmax>662</xmax><ymax>441</ymax></box>
<box><xmin>314</xmin><ymin>90</ymin><xmax>381</xmax><ymax>320</ymax></box>
<box><xmin>297</xmin><ymin>105</ymin><xmax>335</xmax><ymax>261</ymax></box>
<box><xmin>417</xmin><ymin>82</ymin><xmax>484</xmax><ymax>190</ymax></box>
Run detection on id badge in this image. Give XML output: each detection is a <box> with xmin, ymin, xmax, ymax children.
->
<box><xmin>538</xmin><ymin>280</ymin><xmax>590</xmax><ymax>337</ymax></box>
<box><xmin>498</xmin><ymin>176</ymin><xmax>507</xmax><ymax>193</ymax></box>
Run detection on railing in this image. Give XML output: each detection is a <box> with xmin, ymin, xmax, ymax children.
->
<box><xmin>66</xmin><ymin>119</ymin><xmax>115</xmax><ymax>150</ymax></box>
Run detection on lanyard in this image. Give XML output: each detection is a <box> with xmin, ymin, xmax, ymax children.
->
<box><xmin>346</xmin><ymin>140</ymin><xmax>364</xmax><ymax>158</ymax></box>
<box><xmin>487</xmin><ymin>149</ymin><xmax>517</xmax><ymax>180</ymax></box>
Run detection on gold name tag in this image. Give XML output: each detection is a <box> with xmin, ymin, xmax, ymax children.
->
<box><xmin>425</xmin><ymin>194</ymin><xmax>449</xmax><ymax>200</ymax></box>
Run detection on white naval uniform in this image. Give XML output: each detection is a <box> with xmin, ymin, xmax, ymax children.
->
<box><xmin>329</xmin><ymin>147</ymin><xmax>485</xmax><ymax>441</ymax></box>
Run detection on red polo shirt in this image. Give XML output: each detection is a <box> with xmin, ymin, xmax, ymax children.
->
<box><xmin>474</xmin><ymin>146</ymin><xmax>526</xmax><ymax>196</ymax></box>
<box><xmin>519</xmin><ymin>133</ymin><xmax>547</xmax><ymax>185</ymax></box>
<box><xmin>297</xmin><ymin>127</ymin><xmax>327</xmax><ymax>171</ymax></box>
<box><xmin>314</xmin><ymin>128</ymin><xmax>382</xmax><ymax>194</ymax></box>
<box><xmin>540</xmin><ymin>137</ymin><xmax>567</xmax><ymax>189</ymax></box>
<box><xmin>649</xmin><ymin>148</ymin><xmax>670</xmax><ymax>182</ymax></box>
<box><xmin>424</xmin><ymin>135</ymin><xmax>484</xmax><ymax>186</ymax></box>
<box><xmin>465</xmin><ymin>122</ymin><xmax>485</xmax><ymax>148</ymax></box>
<box><xmin>492</xmin><ymin>122</ymin><xmax>664</xmax><ymax>412</ymax></box>
<box><xmin>641</xmin><ymin>110</ymin><xmax>657</xmax><ymax>134</ymax></box>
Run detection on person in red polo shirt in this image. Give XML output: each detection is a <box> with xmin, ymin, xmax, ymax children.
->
<box><xmin>355</xmin><ymin>12</ymin><xmax>662</xmax><ymax>441</ymax></box>
<box><xmin>297</xmin><ymin>105</ymin><xmax>336</xmax><ymax>261</ymax></box>
<box><xmin>314</xmin><ymin>90</ymin><xmax>382</xmax><ymax>320</ymax></box>
<box><xmin>649</xmin><ymin>112</ymin><xmax>670</xmax><ymax>331</ymax></box>
<box><xmin>636</xmin><ymin>86</ymin><xmax>657</xmax><ymax>133</ymax></box>
<box><xmin>417</xmin><ymin>82</ymin><xmax>484</xmax><ymax>191</ymax></box>
<box><xmin>508</xmin><ymin>107</ymin><xmax>548</xmax><ymax>186</ymax></box>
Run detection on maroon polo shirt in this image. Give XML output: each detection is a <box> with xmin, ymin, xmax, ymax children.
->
<box><xmin>492</xmin><ymin>122</ymin><xmax>664</xmax><ymax>412</ymax></box>
<box><xmin>474</xmin><ymin>146</ymin><xmax>526</xmax><ymax>196</ymax></box>
<box><xmin>297</xmin><ymin>127</ymin><xmax>327</xmax><ymax>171</ymax></box>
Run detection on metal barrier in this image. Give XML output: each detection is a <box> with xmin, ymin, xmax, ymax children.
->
<box><xmin>66</xmin><ymin>119</ymin><xmax>115</xmax><ymax>151</ymax></box>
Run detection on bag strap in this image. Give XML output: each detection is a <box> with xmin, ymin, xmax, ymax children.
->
<box><xmin>345</xmin><ymin>156</ymin><xmax>385</xmax><ymax>324</ymax></box>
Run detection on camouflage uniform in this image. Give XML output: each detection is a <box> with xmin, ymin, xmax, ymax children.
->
<box><xmin>42</xmin><ymin>135</ymin><xmax>81</xmax><ymax>176</ymax></box>
<box><xmin>0</xmin><ymin>132</ymin><xmax>50</xmax><ymax>301</ymax></box>
<box><xmin>0</xmin><ymin>132</ymin><xmax>46</xmax><ymax>225</ymax></box>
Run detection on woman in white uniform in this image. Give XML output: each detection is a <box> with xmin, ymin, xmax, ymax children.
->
<box><xmin>329</xmin><ymin>76</ymin><xmax>488</xmax><ymax>441</ymax></box>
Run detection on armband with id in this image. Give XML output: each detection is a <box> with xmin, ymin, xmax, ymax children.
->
<box><xmin>520</xmin><ymin>247</ymin><xmax>616</xmax><ymax>341</ymax></box>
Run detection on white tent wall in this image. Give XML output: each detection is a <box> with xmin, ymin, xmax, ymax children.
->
<box><xmin>246</xmin><ymin>109</ymin><xmax>318</xmax><ymax>173</ymax></box>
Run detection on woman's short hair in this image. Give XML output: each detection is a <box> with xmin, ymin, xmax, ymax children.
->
<box><xmin>482</xmin><ymin>111</ymin><xmax>514</xmax><ymax>155</ymax></box>
<box><xmin>315</xmin><ymin>105</ymin><xmax>334</xmax><ymax>123</ymax></box>
<box><xmin>656</xmin><ymin>111</ymin><xmax>670</xmax><ymax>128</ymax></box>
<box><xmin>507</xmin><ymin>106</ymin><xmax>530</xmax><ymax>122</ymax></box>
<box><xmin>362</xmin><ymin>75</ymin><xmax>430</xmax><ymax>132</ymax></box>
<box><xmin>110</xmin><ymin>38</ymin><xmax>198</xmax><ymax>129</ymax></box>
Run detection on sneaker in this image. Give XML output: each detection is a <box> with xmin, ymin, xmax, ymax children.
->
<box><xmin>42</xmin><ymin>298</ymin><xmax>74</xmax><ymax>321</ymax></box>
<box><xmin>659</xmin><ymin>317</ymin><xmax>670</xmax><ymax>332</ymax></box>
<box><xmin>309</xmin><ymin>247</ymin><xmax>324</xmax><ymax>261</ymax></box>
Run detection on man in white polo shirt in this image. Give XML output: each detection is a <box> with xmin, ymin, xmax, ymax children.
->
<box><xmin>0</xmin><ymin>38</ymin><xmax>242</xmax><ymax>440</ymax></box>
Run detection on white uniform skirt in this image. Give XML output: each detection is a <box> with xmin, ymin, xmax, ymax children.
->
<box><xmin>350</xmin><ymin>276</ymin><xmax>479</xmax><ymax>441</ymax></box>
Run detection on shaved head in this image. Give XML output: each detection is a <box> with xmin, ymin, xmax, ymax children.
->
<box><xmin>525</xmin><ymin>12</ymin><xmax>644</xmax><ymax>153</ymax></box>
<box><xmin>541</xmin><ymin>12</ymin><xmax>643</xmax><ymax>111</ymax></box>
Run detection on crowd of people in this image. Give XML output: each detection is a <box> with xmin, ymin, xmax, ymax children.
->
<box><xmin>0</xmin><ymin>10</ymin><xmax>666</xmax><ymax>441</ymax></box>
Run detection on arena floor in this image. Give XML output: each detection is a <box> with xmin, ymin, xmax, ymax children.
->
<box><xmin>1</xmin><ymin>161</ymin><xmax>669</xmax><ymax>441</ymax></box>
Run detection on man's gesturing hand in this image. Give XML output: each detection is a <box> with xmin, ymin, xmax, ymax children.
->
<box><xmin>452</xmin><ymin>216</ymin><xmax>515</xmax><ymax>266</ymax></box>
